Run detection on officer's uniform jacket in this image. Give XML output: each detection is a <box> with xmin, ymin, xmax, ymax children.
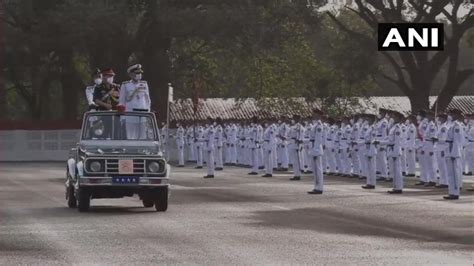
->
<box><xmin>119</xmin><ymin>80</ymin><xmax>151</xmax><ymax>111</ymax></box>
<box><xmin>278</xmin><ymin>123</ymin><xmax>289</xmax><ymax>148</ymax></box>
<box><xmin>310</xmin><ymin>120</ymin><xmax>324</xmax><ymax>157</ymax></box>
<box><xmin>436</xmin><ymin>122</ymin><xmax>449</xmax><ymax>154</ymax></box>
<box><xmin>263</xmin><ymin>125</ymin><xmax>275</xmax><ymax>151</ymax></box>
<box><xmin>417</xmin><ymin>118</ymin><xmax>429</xmax><ymax>150</ymax></box>
<box><xmin>446</xmin><ymin>121</ymin><xmax>464</xmax><ymax>158</ymax></box>
<box><xmin>422</xmin><ymin>120</ymin><xmax>437</xmax><ymax>153</ymax></box>
<box><xmin>85</xmin><ymin>85</ymin><xmax>96</xmax><ymax>105</ymax></box>
<box><xmin>203</xmin><ymin>125</ymin><xmax>215</xmax><ymax>151</ymax></box>
<box><xmin>195</xmin><ymin>126</ymin><xmax>205</xmax><ymax>148</ymax></box>
<box><xmin>248</xmin><ymin>125</ymin><xmax>258</xmax><ymax>149</ymax></box>
<box><xmin>376</xmin><ymin>118</ymin><xmax>389</xmax><ymax>150</ymax></box>
<box><xmin>364</xmin><ymin>124</ymin><xmax>378</xmax><ymax>157</ymax></box>
<box><xmin>215</xmin><ymin>125</ymin><xmax>224</xmax><ymax>148</ymax></box>
<box><xmin>186</xmin><ymin>126</ymin><xmax>194</xmax><ymax>147</ymax></box>
<box><xmin>176</xmin><ymin>126</ymin><xmax>185</xmax><ymax>148</ymax></box>
<box><xmin>256</xmin><ymin>124</ymin><xmax>264</xmax><ymax>148</ymax></box>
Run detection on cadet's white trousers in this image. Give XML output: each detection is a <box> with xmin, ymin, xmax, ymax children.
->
<box><xmin>291</xmin><ymin>146</ymin><xmax>302</xmax><ymax>177</ymax></box>
<box><xmin>406</xmin><ymin>148</ymin><xmax>416</xmax><ymax>175</ymax></box>
<box><xmin>177</xmin><ymin>143</ymin><xmax>185</xmax><ymax>166</ymax></box>
<box><xmin>351</xmin><ymin>149</ymin><xmax>360</xmax><ymax>176</ymax></box>
<box><xmin>230</xmin><ymin>144</ymin><xmax>237</xmax><ymax>164</ymax></box>
<box><xmin>446</xmin><ymin>157</ymin><xmax>461</xmax><ymax>196</ymax></box>
<box><xmin>265</xmin><ymin>149</ymin><xmax>273</xmax><ymax>175</ymax></box>
<box><xmin>188</xmin><ymin>143</ymin><xmax>196</xmax><ymax>161</ymax></box>
<box><xmin>251</xmin><ymin>148</ymin><xmax>259</xmax><ymax>173</ymax></box>
<box><xmin>421</xmin><ymin>150</ymin><xmax>436</xmax><ymax>182</ymax></box>
<box><xmin>216</xmin><ymin>146</ymin><xmax>223</xmax><ymax>168</ymax></box>
<box><xmin>280</xmin><ymin>145</ymin><xmax>289</xmax><ymax>168</ymax></box>
<box><xmin>366</xmin><ymin>156</ymin><xmax>376</xmax><ymax>186</ymax></box>
<box><xmin>206</xmin><ymin>150</ymin><xmax>215</xmax><ymax>176</ymax></box>
<box><xmin>326</xmin><ymin>148</ymin><xmax>337</xmax><ymax>173</ymax></box>
<box><xmin>376</xmin><ymin>148</ymin><xmax>388</xmax><ymax>177</ymax></box>
<box><xmin>437</xmin><ymin>150</ymin><xmax>448</xmax><ymax>185</ymax></box>
<box><xmin>196</xmin><ymin>143</ymin><xmax>203</xmax><ymax>167</ymax></box>
<box><xmin>312</xmin><ymin>156</ymin><xmax>324</xmax><ymax>191</ymax></box>
<box><xmin>390</xmin><ymin>156</ymin><xmax>403</xmax><ymax>190</ymax></box>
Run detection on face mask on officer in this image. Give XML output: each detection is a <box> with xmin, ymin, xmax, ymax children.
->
<box><xmin>133</xmin><ymin>73</ymin><xmax>142</xmax><ymax>81</ymax></box>
<box><xmin>94</xmin><ymin>78</ymin><xmax>102</xmax><ymax>85</ymax></box>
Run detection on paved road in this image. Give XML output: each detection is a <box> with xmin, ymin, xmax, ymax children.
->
<box><xmin>1</xmin><ymin>163</ymin><xmax>473</xmax><ymax>265</ymax></box>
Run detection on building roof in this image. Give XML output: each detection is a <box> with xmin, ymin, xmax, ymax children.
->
<box><xmin>169</xmin><ymin>96</ymin><xmax>474</xmax><ymax>121</ymax></box>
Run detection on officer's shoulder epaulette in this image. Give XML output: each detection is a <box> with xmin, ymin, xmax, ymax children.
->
<box><xmin>122</xmin><ymin>80</ymin><xmax>132</xmax><ymax>84</ymax></box>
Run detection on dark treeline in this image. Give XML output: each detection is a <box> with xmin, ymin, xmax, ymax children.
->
<box><xmin>2</xmin><ymin>0</ymin><xmax>473</xmax><ymax>121</ymax></box>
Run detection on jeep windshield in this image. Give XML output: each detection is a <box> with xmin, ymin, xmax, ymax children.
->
<box><xmin>82</xmin><ymin>113</ymin><xmax>159</xmax><ymax>141</ymax></box>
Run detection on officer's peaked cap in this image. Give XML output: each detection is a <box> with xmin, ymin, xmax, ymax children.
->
<box><xmin>127</xmin><ymin>64</ymin><xmax>144</xmax><ymax>74</ymax></box>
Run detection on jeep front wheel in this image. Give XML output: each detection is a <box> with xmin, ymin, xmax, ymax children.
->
<box><xmin>142</xmin><ymin>199</ymin><xmax>154</xmax><ymax>208</ymax></box>
<box><xmin>154</xmin><ymin>187</ymin><xmax>168</xmax><ymax>212</ymax></box>
<box><xmin>77</xmin><ymin>188</ymin><xmax>91</xmax><ymax>212</ymax></box>
<box><xmin>67</xmin><ymin>185</ymin><xmax>77</xmax><ymax>208</ymax></box>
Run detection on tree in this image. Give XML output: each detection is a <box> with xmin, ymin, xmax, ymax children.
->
<box><xmin>327</xmin><ymin>0</ymin><xmax>474</xmax><ymax>112</ymax></box>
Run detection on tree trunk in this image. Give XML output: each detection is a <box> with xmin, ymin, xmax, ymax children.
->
<box><xmin>59</xmin><ymin>51</ymin><xmax>80</xmax><ymax>120</ymax></box>
<box><xmin>0</xmin><ymin>0</ymin><xmax>5</xmax><ymax>120</ymax></box>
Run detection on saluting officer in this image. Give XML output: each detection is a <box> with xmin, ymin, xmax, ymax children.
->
<box><xmin>85</xmin><ymin>68</ymin><xmax>101</xmax><ymax>111</ymax></box>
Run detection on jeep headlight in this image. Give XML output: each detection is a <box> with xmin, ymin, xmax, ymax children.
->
<box><xmin>148</xmin><ymin>161</ymin><xmax>160</xmax><ymax>173</ymax></box>
<box><xmin>90</xmin><ymin>161</ymin><xmax>102</xmax><ymax>172</ymax></box>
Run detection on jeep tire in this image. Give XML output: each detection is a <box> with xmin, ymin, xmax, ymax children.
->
<box><xmin>142</xmin><ymin>199</ymin><xmax>154</xmax><ymax>208</ymax></box>
<box><xmin>67</xmin><ymin>184</ymin><xmax>77</xmax><ymax>208</ymax></box>
<box><xmin>77</xmin><ymin>188</ymin><xmax>91</xmax><ymax>212</ymax></box>
<box><xmin>154</xmin><ymin>187</ymin><xmax>168</xmax><ymax>212</ymax></box>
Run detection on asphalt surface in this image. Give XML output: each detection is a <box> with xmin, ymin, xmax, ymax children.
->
<box><xmin>1</xmin><ymin>163</ymin><xmax>473</xmax><ymax>265</ymax></box>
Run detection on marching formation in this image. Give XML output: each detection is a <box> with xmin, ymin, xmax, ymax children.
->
<box><xmin>169</xmin><ymin>108</ymin><xmax>474</xmax><ymax>200</ymax></box>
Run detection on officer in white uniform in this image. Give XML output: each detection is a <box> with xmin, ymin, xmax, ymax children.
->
<box><xmin>435</xmin><ymin>114</ymin><xmax>449</xmax><ymax>188</ymax></box>
<box><xmin>119</xmin><ymin>64</ymin><xmax>151</xmax><ymax>139</ymax></box>
<box><xmin>289</xmin><ymin>115</ymin><xmax>305</xmax><ymax>181</ymax></box>
<box><xmin>375</xmin><ymin>109</ymin><xmax>389</xmax><ymax>181</ymax></box>
<box><xmin>404</xmin><ymin>115</ymin><xmax>417</xmax><ymax>177</ymax></box>
<box><xmin>417</xmin><ymin>111</ymin><xmax>438</xmax><ymax>187</ymax></box>
<box><xmin>262</xmin><ymin>120</ymin><xmax>276</xmax><ymax>177</ymax></box>
<box><xmin>195</xmin><ymin>122</ymin><xmax>204</xmax><ymax>169</ymax></box>
<box><xmin>277</xmin><ymin>119</ymin><xmax>290</xmax><ymax>171</ymax></box>
<box><xmin>464</xmin><ymin>114</ymin><xmax>474</xmax><ymax>175</ymax></box>
<box><xmin>248</xmin><ymin>118</ymin><xmax>259</xmax><ymax>175</ymax></box>
<box><xmin>186</xmin><ymin>124</ymin><xmax>196</xmax><ymax>162</ymax></box>
<box><xmin>203</xmin><ymin>118</ymin><xmax>216</xmax><ymax>178</ymax></box>
<box><xmin>175</xmin><ymin>121</ymin><xmax>186</xmax><ymax>167</ymax></box>
<box><xmin>85</xmin><ymin>68</ymin><xmax>101</xmax><ymax>111</ymax></box>
<box><xmin>444</xmin><ymin>109</ymin><xmax>465</xmax><ymax>200</ymax></box>
<box><xmin>384</xmin><ymin>111</ymin><xmax>404</xmax><ymax>194</ymax></box>
<box><xmin>362</xmin><ymin>114</ymin><xmax>378</xmax><ymax>189</ymax></box>
<box><xmin>214</xmin><ymin>118</ymin><xmax>224</xmax><ymax>171</ymax></box>
<box><xmin>308</xmin><ymin>109</ymin><xmax>325</xmax><ymax>194</ymax></box>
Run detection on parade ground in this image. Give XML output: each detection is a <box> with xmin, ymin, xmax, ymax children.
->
<box><xmin>0</xmin><ymin>163</ymin><xmax>473</xmax><ymax>265</ymax></box>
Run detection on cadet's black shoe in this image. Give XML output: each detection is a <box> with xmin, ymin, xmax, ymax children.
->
<box><xmin>424</xmin><ymin>181</ymin><xmax>436</xmax><ymax>187</ymax></box>
<box><xmin>376</xmin><ymin>177</ymin><xmax>385</xmax><ymax>181</ymax></box>
<box><xmin>362</xmin><ymin>184</ymin><xmax>375</xmax><ymax>189</ymax></box>
<box><xmin>289</xmin><ymin>176</ymin><xmax>301</xmax><ymax>181</ymax></box>
<box><xmin>443</xmin><ymin>195</ymin><xmax>459</xmax><ymax>200</ymax></box>
<box><xmin>435</xmin><ymin>184</ymin><xmax>448</xmax><ymax>188</ymax></box>
<box><xmin>177</xmin><ymin>165</ymin><xmax>185</xmax><ymax>167</ymax></box>
<box><xmin>281</xmin><ymin>168</ymin><xmax>288</xmax><ymax>171</ymax></box>
<box><xmin>405</xmin><ymin>173</ymin><xmax>415</xmax><ymax>177</ymax></box>
<box><xmin>415</xmin><ymin>181</ymin><xmax>425</xmax><ymax>186</ymax></box>
<box><xmin>262</xmin><ymin>174</ymin><xmax>272</xmax><ymax>177</ymax></box>
<box><xmin>215</xmin><ymin>167</ymin><xmax>223</xmax><ymax>171</ymax></box>
<box><xmin>195</xmin><ymin>166</ymin><xmax>203</xmax><ymax>169</ymax></box>
<box><xmin>305</xmin><ymin>170</ymin><xmax>313</xmax><ymax>174</ymax></box>
<box><xmin>387</xmin><ymin>189</ymin><xmax>402</xmax><ymax>194</ymax></box>
<box><xmin>307</xmin><ymin>189</ymin><xmax>323</xmax><ymax>195</ymax></box>
<box><xmin>465</xmin><ymin>171</ymin><xmax>473</xmax><ymax>176</ymax></box>
<box><xmin>385</xmin><ymin>178</ymin><xmax>393</xmax><ymax>182</ymax></box>
<box><xmin>402</xmin><ymin>172</ymin><xmax>406</xmax><ymax>176</ymax></box>
<box><xmin>376</xmin><ymin>171</ymin><xmax>381</xmax><ymax>175</ymax></box>
<box><xmin>258</xmin><ymin>166</ymin><xmax>265</xmax><ymax>170</ymax></box>
<box><xmin>248</xmin><ymin>172</ymin><xmax>258</xmax><ymax>175</ymax></box>
<box><xmin>350</xmin><ymin>174</ymin><xmax>359</xmax><ymax>178</ymax></box>
<box><xmin>203</xmin><ymin>175</ymin><xmax>215</xmax><ymax>178</ymax></box>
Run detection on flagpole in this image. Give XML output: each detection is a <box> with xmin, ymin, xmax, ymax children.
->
<box><xmin>166</xmin><ymin>83</ymin><xmax>173</xmax><ymax>161</ymax></box>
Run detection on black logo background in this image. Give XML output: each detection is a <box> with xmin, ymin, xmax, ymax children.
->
<box><xmin>378</xmin><ymin>23</ymin><xmax>444</xmax><ymax>51</ymax></box>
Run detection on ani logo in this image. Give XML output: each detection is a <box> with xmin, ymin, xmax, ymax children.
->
<box><xmin>378</xmin><ymin>23</ymin><xmax>444</xmax><ymax>51</ymax></box>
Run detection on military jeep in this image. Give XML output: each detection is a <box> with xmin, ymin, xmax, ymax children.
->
<box><xmin>66</xmin><ymin>110</ymin><xmax>170</xmax><ymax>212</ymax></box>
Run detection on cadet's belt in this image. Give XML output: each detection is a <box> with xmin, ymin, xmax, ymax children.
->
<box><xmin>387</xmin><ymin>144</ymin><xmax>394</xmax><ymax>147</ymax></box>
<box><xmin>341</xmin><ymin>138</ymin><xmax>347</xmax><ymax>140</ymax></box>
<box><xmin>446</xmin><ymin>140</ymin><xmax>453</xmax><ymax>143</ymax></box>
<box><xmin>264</xmin><ymin>140</ymin><xmax>270</xmax><ymax>142</ymax></box>
<box><xmin>377</xmin><ymin>134</ymin><xmax>382</xmax><ymax>137</ymax></box>
<box><xmin>327</xmin><ymin>138</ymin><xmax>332</xmax><ymax>141</ymax></box>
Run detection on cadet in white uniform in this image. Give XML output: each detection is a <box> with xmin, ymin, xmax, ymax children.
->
<box><xmin>404</xmin><ymin>116</ymin><xmax>417</xmax><ymax>177</ymax></box>
<box><xmin>248</xmin><ymin>118</ymin><xmax>260</xmax><ymax>175</ymax></box>
<box><xmin>362</xmin><ymin>114</ymin><xmax>378</xmax><ymax>189</ymax></box>
<box><xmin>308</xmin><ymin>109</ymin><xmax>325</xmax><ymax>194</ymax></box>
<box><xmin>435</xmin><ymin>114</ymin><xmax>449</xmax><ymax>188</ymax></box>
<box><xmin>262</xmin><ymin>120</ymin><xmax>276</xmax><ymax>177</ymax></box>
<box><xmin>186</xmin><ymin>125</ymin><xmax>196</xmax><ymax>162</ymax></box>
<box><xmin>289</xmin><ymin>115</ymin><xmax>305</xmax><ymax>181</ymax></box>
<box><xmin>444</xmin><ymin>109</ymin><xmax>465</xmax><ymax>200</ymax></box>
<box><xmin>214</xmin><ymin>118</ymin><xmax>224</xmax><ymax>171</ymax></box>
<box><xmin>175</xmin><ymin>122</ymin><xmax>186</xmax><ymax>167</ymax></box>
<box><xmin>119</xmin><ymin>64</ymin><xmax>151</xmax><ymax>139</ymax></box>
<box><xmin>195</xmin><ymin>122</ymin><xmax>204</xmax><ymax>169</ymax></box>
<box><xmin>203</xmin><ymin>118</ymin><xmax>216</xmax><ymax>178</ymax></box>
<box><xmin>417</xmin><ymin>111</ymin><xmax>438</xmax><ymax>187</ymax></box>
<box><xmin>277</xmin><ymin>119</ymin><xmax>290</xmax><ymax>171</ymax></box>
<box><xmin>464</xmin><ymin>114</ymin><xmax>474</xmax><ymax>175</ymax></box>
<box><xmin>385</xmin><ymin>111</ymin><xmax>404</xmax><ymax>194</ymax></box>
<box><xmin>375</xmin><ymin>109</ymin><xmax>389</xmax><ymax>181</ymax></box>
<box><xmin>85</xmin><ymin>68</ymin><xmax>101</xmax><ymax>111</ymax></box>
